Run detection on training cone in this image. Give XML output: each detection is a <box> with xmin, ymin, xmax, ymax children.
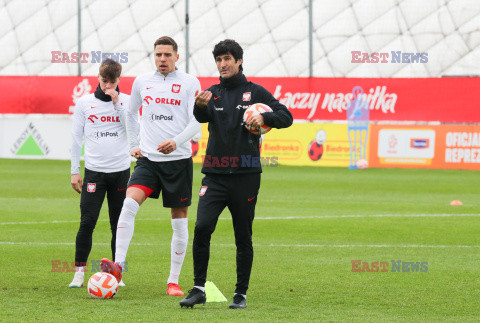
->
<box><xmin>450</xmin><ymin>200</ymin><xmax>463</xmax><ymax>206</ymax></box>
<box><xmin>205</xmin><ymin>281</ymin><xmax>227</xmax><ymax>302</ymax></box>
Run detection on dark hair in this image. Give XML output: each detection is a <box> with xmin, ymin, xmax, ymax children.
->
<box><xmin>99</xmin><ymin>58</ymin><xmax>122</xmax><ymax>81</ymax></box>
<box><xmin>154</xmin><ymin>36</ymin><xmax>178</xmax><ymax>52</ymax></box>
<box><xmin>212</xmin><ymin>39</ymin><xmax>243</xmax><ymax>71</ymax></box>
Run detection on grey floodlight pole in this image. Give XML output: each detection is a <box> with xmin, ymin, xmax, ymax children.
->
<box><xmin>185</xmin><ymin>0</ymin><xmax>190</xmax><ymax>73</ymax></box>
<box><xmin>77</xmin><ymin>0</ymin><xmax>82</xmax><ymax>76</ymax></box>
<box><xmin>308</xmin><ymin>0</ymin><xmax>313</xmax><ymax>77</ymax></box>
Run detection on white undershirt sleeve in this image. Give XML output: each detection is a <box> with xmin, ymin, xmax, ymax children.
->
<box><xmin>126</xmin><ymin>78</ymin><xmax>142</xmax><ymax>151</ymax></box>
<box><xmin>172</xmin><ymin>79</ymin><xmax>201</xmax><ymax>147</ymax></box>
<box><xmin>71</xmin><ymin>100</ymin><xmax>85</xmax><ymax>175</ymax></box>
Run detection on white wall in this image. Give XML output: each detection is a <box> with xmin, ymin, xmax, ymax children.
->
<box><xmin>0</xmin><ymin>0</ymin><xmax>479</xmax><ymax>77</ymax></box>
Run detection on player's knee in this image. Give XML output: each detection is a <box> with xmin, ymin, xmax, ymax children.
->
<box><xmin>171</xmin><ymin>207</ymin><xmax>188</xmax><ymax>219</ymax></box>
<box><xmin>126</xmin><ymin>187</ymin><xmax>146</xmax><ymax>205</ymax></box>
<box><xmin>79</xmin><ymin>219</ymin><xmax>96</xmax><ymax>233</ymax></box>
<box><xmin>194</xmin><ymin>221</ymin><xmax>214</xmax><ymax>235</ymax></box>
<box><xmin>234</xmin><ymin>232</ymin><xmax>253</xmax><ymax>246</ymax></box>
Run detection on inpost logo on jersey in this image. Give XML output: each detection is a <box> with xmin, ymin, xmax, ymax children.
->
<box><xmin>93</xmin><ymin>131</ymin><xmax>119</xmax><ymax>140</ymax></box>
<box><xmin>51</xmin><ymin>51</ymin><xmax>128</xmax><ymax>63</ymax></box>
<box><xmin>149</xmin><ymin>113</ymin><xmax>173</xmax><ymax>121</ymax></box>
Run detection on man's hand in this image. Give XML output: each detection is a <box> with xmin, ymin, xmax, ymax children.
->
<box><xmin>71</xmin><ymin>174</ymin><xmax>82</xmax><ymax>194</ymax></box>
<box><xmin>105</xmin><ymin>89</ymin><xmax>119</xmax><ymax>104</ymax></box>
<box><xmin>157</xmin><ymin>139</ymin><xmax>177</xmax><ymax>154</ymax></box>
<box><xmin>131</xmin><ymin>148</ymin><xmax>143</xmax><ymax>159</ymax></box>
<box><xmin>246</xmin><ymin>114</ymin><xmax>265</xmax><ymax>128</ymax></box>
<box><xmin>195</xmin><ymin>90</ymin><xmax>212</xmax><ymax>108</ymax></box>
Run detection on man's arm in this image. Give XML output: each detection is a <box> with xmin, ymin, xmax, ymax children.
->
<box><xmin>193</xmin><ymin>87</ymin><xmax>213</xmax><ymax>123</ymax></box>
<box><xmin>71</xmin><ymin>100</ymin><xmax>85</xmax><ymax>193</ymax></box>
<box><xmin>114</xmin><ymin>101</ymin><xmax>127</xmax><ymax>128</ymax></box>
<box><xmin>258</xmin><ymin>86</ymin><xmax>293</xmax><ymax>129</ymax></box>
<box><xmin>126</xmin><ymin>78</ymin><xmax>142</xmax><ymax>158</ymax></box>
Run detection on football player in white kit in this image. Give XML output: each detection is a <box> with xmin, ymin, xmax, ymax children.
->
<box><xmin>69</xmin><ymin>59</ymin><xmax>130</xmax><ymax>288</ymax></box>
<box><xmin>101</xmin><ymin>36</ymin><xmax>201</xmax><ymax>296</ymax></box>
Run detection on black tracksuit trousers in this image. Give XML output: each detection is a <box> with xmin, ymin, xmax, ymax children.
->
<box><xmin>75</xmin><ymin>168</ymin><xmax>129</xmax><ymax>266</ymax></box>
<box><xmin>193</xmin><ymin>173</ymin><xmax>261</xmax><ymax>295</ymax></box>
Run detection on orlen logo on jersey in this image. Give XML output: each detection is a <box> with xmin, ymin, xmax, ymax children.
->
<box><xmin>410</xmin><ymin>139</ymin><xmax>429</xmax><ymax>149</ymax></box>
<box><xmin>88</xmin><ymin>115</ymin><xmax>120</xmax><ymax>123</ymax></box>
<box><xmin>143</xmin><ymin>96</ymin><xmax>181</xmax><ymax>106</ymax></box>
<box><xmin>235</xmin><ymin>105</ymin><xmax>250</xmax><ymax>110</ymax></box>
<box><xmin>149</xmin><ymin>113</ymin><xmax>173</xmax><ymax>121</ymax></box>
<box><xmin>94</xmin><ymin>131</ymin><xmax>119</xmax><ymax>140</ymax></box>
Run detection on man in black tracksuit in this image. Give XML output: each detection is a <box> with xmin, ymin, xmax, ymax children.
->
<box><xmin>180</xmin><ymin>39</ymin><xmax>293</xmax><ymax>309</ymax></box>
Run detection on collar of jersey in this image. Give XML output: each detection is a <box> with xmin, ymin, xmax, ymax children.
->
<box><xmin>155</xmin><ymin>70</ymin><xmax>178</xmax><ymax>79</ymax></box>
<box><xmin>220</xmin><ymin>72</ymin><xmax>247</xmax><ymax>89</ymax></box>
<box><xmin>94</xmin><ymin>84</ymin><xmax>120</xmax><ymax>102</ymax></box>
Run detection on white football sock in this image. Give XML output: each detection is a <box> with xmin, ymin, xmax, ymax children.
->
<box><xmin>74</xmin><ymin>266</ymin><xmax>85</xmax><ymax>278</ymax></box>
<box><xmin>167</xmin><ymin>218</ymin><xmax>188</xmax><ymax>284</ymax></box>
<box><xmin>115</xmin><ymin>197</ymin><xmax>140</xmax><ymax>264</ymax></box>
<box><xmin>234</xmin><ymin>293</ymin><xmax>246</xmax><ymax>299</ymax></box>
<box><xmin>69</xmin><ymin>267</ymin><xmax>85</xmax><ymax>287</ymax></box>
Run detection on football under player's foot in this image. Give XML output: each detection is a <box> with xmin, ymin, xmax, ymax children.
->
<box><xmin>118</xmin><ymin>280</ymin><xmax>126</xmax><ymax>287</ymax></box>
<box><xmin>179</xmin><ymin>287</ymin><xmax>206</xmax><ymax>308</ymax></box>
<box><xmin>166</xmin><ymin>283</ymin><xmax>184</xmax><ymax>296</ymax></box>
<box><xmin>229</xmin><ymin>294</ymin><xmax>247</xmax><ymax>309</ymax></box>
<box><xmin>100</xmin><ymin>258</ymin><xmax>122</xmax><ymax>283</ymax></box>
<box><xmin>68</xmin><ymin>272</ymin><xmax>84</xmax><ymax>288</ymax></box>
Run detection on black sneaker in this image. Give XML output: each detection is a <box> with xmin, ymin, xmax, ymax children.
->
<box><xmin>229</xmin><ymin>294</ymin><xmax>247</xmax><ymax>309</ymax></box>
<box><xmin>179</xmin><ymin>288</ymin><xmax>206</xmax><ymax>308</ymax></box>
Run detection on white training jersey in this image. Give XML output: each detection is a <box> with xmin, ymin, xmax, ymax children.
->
<box><xmin>71</xmin><ymin>93</ymin><xmax>130</xmax><ymax>174</ymax></box>
<box><xmin>127</xmin><ymin>70</ymin><xmax>201</xmax><ymax>162</ymax></box>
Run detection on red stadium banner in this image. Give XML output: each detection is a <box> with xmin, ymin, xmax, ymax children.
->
<box><xmin>0</xmin><ymin>76</ymin><xmax>478</xmax><ymax>123</ymax></box>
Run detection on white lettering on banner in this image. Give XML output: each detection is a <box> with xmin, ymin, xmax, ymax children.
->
<box><xmin>445</xmin><ymin>132</ymin><xmax>480</xmax><ymax>164</ymax></box>
<box><xmin>273</xmin><ymin>85</ymin><xmax>397</xmax><ymax>119</ymax></box>
<box><xmin>445</xmin><ymin>148</ymin><xmax>480</xmax><ymax>163</ymax></box>
<box><xmin>273</xmin><ymin>86</ymin><xmax>321</xmax><ymax>119</ymax></box>
<box><xmin>446</xmin><ymin>132</ymin><xmax>480</xmax><ymax>147</ymax></box>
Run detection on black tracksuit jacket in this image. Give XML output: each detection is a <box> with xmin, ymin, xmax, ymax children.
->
<box><xmin>193</xmin><ymin>72</ymin><xmax>293</xmax><ymax>175</ymax></box>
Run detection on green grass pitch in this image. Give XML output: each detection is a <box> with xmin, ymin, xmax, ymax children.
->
<box><xmin>1</xmin><ymin>159</ymin><xmax>479</xmax><ymax>321</ymax></box>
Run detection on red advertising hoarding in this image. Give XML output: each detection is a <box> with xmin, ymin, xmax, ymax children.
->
<box><xmin>0</xmin><ymin>76</ymin><xmax>478</xmax><ymax>123</ymax></box>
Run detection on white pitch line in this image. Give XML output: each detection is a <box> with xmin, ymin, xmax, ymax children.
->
<box><xmin>0</xmin><ymin>241</ymin><xmax>479</xmax><ymax>248</ymax></box>
<box><xmin>0</xmin><ymin>213</ymin><xmax>478</xmax><ymax>225</ymax></box>
<box><xmin>253</xmin><ymin>214</ymin><xmax>479</xmax><ymax>220</ymax></box>
<box><xmin>0</xmin><ymin>197</ymin><xmax>73</xmax><ymax>201</ymax></box>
